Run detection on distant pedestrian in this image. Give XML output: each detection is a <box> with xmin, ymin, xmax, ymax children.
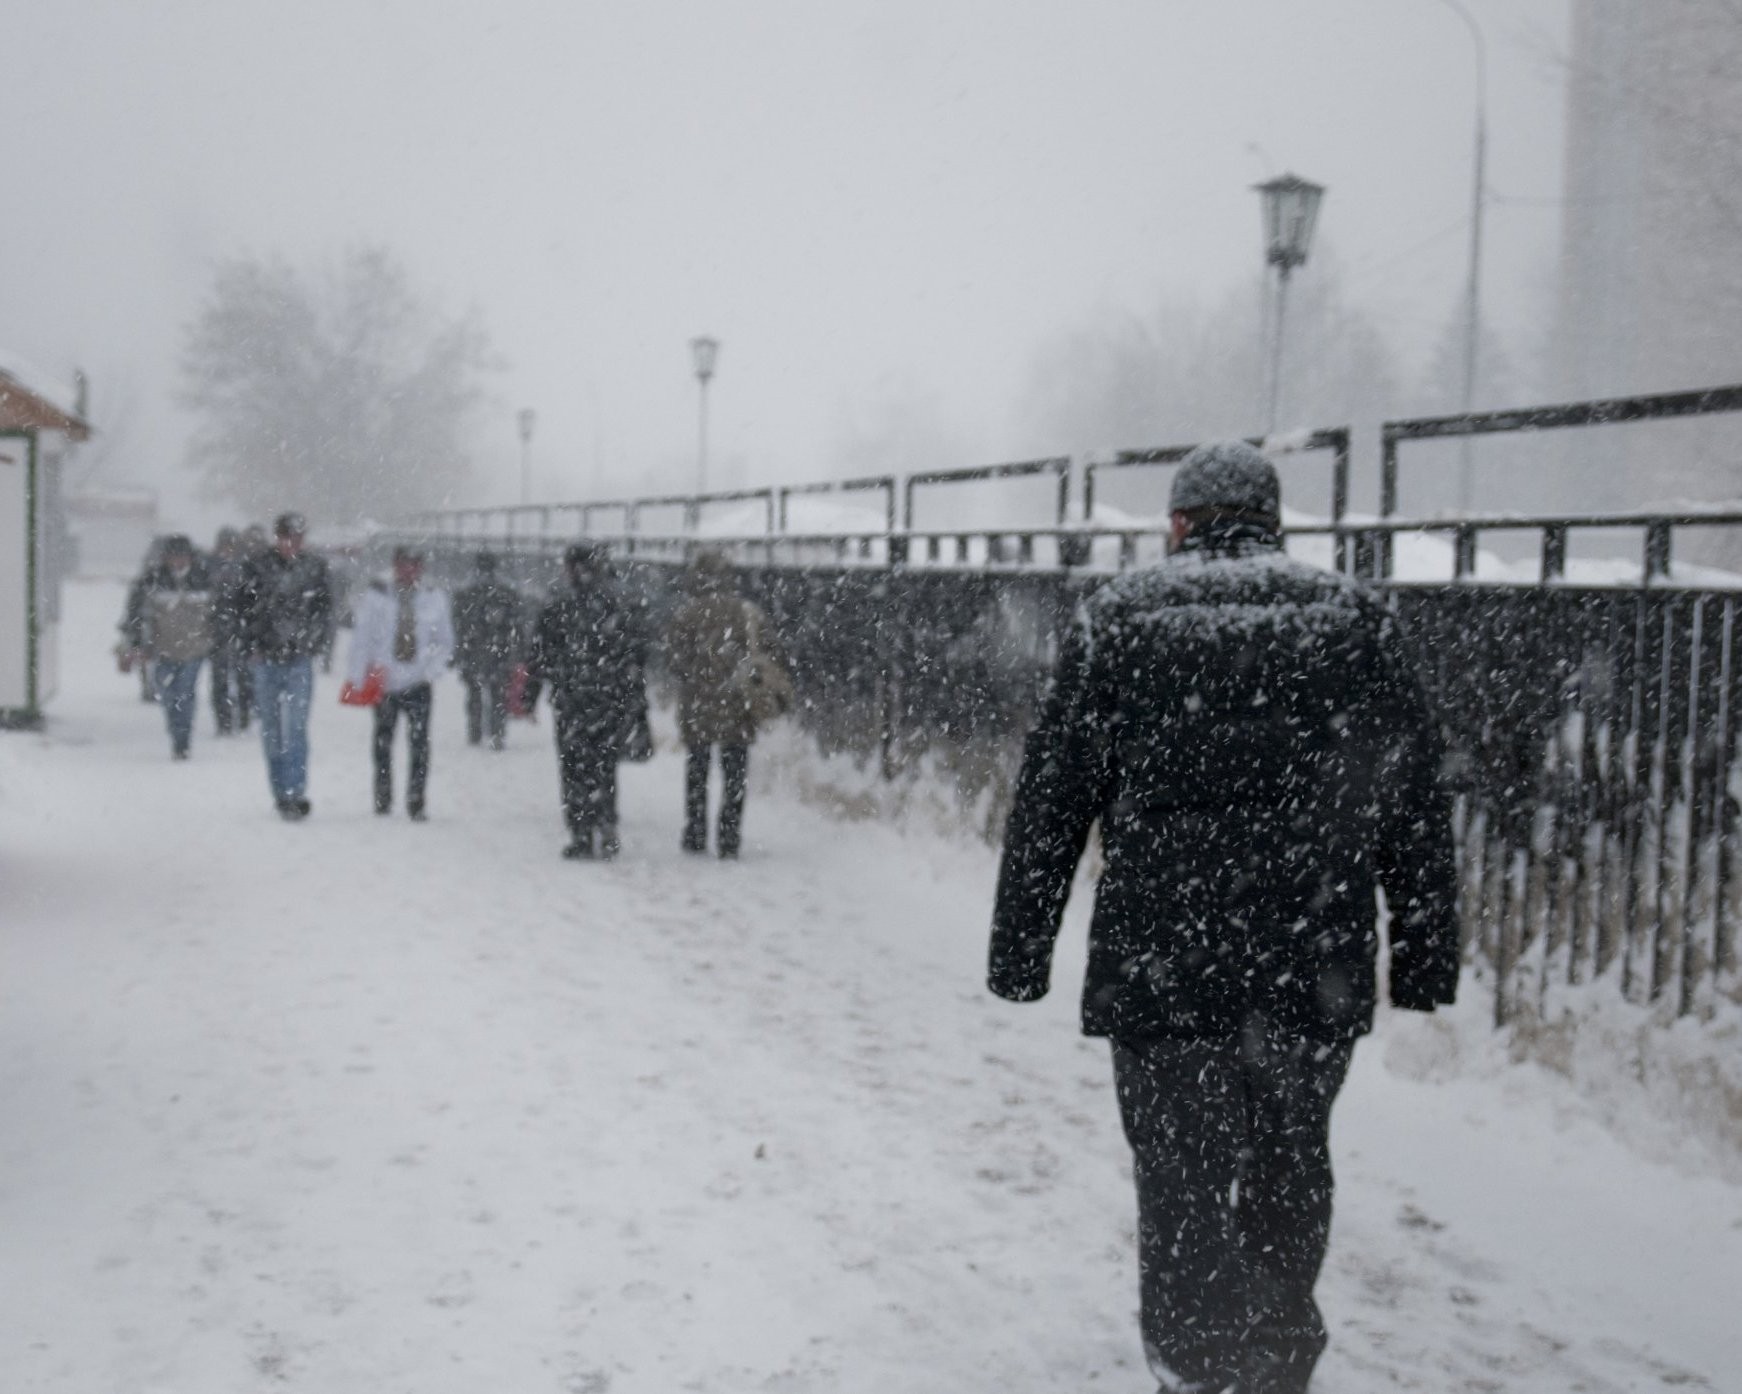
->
<box><xmin>238</xmin><ymin>512</ymin><xmax>335</xmax><ymax>821</ymax></box>
<box><xmin>136</xmin><ymin>534</ymin><xmax>214</xmax><ymax>760</ymax></box>
<box><xmin>345</xmin><ymin>547</ymin><xmax>454</xmax><ymax>821</ymax></box>
<box><xmin>526</xmin><ymin>542</ymin><xmax>648</xmax><ymax>860</ymax></box>
<box><xmin>117</xmin><ymin>536</ymin><xmax>169</xmax><ymax>703</ymax></box>
<box><xmin>453</xmin><ymin>551</ymin><xmax>525</xmax><ymax>750</ymax></box>
<box><xmin>208</xmin><ymin>526</ymin><xmax>254</xmax><ymax>734</ymax></box>
<box><xmin>987</xmin><ymin>441</ymin><xmax>1459</xmax><ymax>1394</ymax></box>
<box><xmin>664</xmin><ymin>549</ymin><xmax>790</xmax><ymax>858</ymax></box>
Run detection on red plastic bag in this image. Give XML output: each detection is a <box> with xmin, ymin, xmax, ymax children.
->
<box><xmin>506</xmin><ymin>663</ymin><xmax>534</xmax><ymax>718</ymax></box>
<box><xmin>339</xmin><ymin>665</ymin><xmax>386</xmax><ymax>707</ymax></box>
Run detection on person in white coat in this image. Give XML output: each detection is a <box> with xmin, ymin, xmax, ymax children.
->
<box><xmin>346</xmin><ymin>547</ymin><xmax>455</xmax><ymax>820</ymax></box>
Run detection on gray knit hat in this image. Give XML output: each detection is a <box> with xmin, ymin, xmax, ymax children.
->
<box><xmin>1169</xmin><ymin>440</ymin><xmax>1281</xmax><ymax>521</ymax></box>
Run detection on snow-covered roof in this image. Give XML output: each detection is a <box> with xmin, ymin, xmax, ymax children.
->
<box><xmin>0</xmin><ymin>349</ymin><xmax>89</xmax><ymax>439</ymax></box>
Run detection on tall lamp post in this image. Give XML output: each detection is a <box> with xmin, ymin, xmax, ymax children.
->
<box><xmin>1254</xmin><ymin>173</ymin><xmax>1326</xmax><ymax>434</ymax></box>
<box><xmin>517</xmin><ymin>407</ymin><xmax>537</xmax><ymax>506</ymax></box>
<box><xmin>690</xmin><ymin>336</ymin><xmax>719</xmax><ymax>497</ymax></box>
<box><xmin>1434</xmin><ymin>0</ymin><xmax>1488</xmax><ymax>512</ymax></box>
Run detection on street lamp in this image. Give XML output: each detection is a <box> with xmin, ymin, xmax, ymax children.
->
<box><xmin>517</xmin><ymin>407</ymin><xmax>537</xmax><ymax>506</ymax></box>
<box><xmin>1433</xmin><ymin>0</ymin><xmax>1488</xmax><ymax>512</ymax></box>
<box><xmin>1254</xmin><ymin>172</ymin><xmax>1326</xmax><ymax>434</ymax></box>
<box><xmin>690</xmin><ymin>336</ymin><xmax>719</xmax><ymax>498</ymax></box>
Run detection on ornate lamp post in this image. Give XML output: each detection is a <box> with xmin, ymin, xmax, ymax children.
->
<box><xmin>517</xmin><ymin>407</ymin><xmax>537</xmax><ymax>506</ymax></box>
<box><xmin>690</xmin><ymin>336</ymin><xmax>719</xmax><ymax>497</ymax></box>
<box><xmin>1254</xmin><ymin>173</ymin><xmax>1326</xmax><ymax>433</ymax></box>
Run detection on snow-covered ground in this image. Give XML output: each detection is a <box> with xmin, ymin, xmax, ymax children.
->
<box><xmin>1</xmin><ymin>579</ymin><xmax>1738</xmax><ymax>1394</ymax></box>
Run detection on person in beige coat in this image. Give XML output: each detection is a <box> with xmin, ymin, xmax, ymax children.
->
<box><xmin>664</xmin><ymin>550</ymin><xmax>787</xmax><ymax>858</ymax></box>
<box><xmin>137</xmin><ymin>534</ymin><xmax>215</xmax><ymax>760</ymax></box>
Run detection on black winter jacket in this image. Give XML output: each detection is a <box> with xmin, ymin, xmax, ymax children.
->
<box><xmin>988</xmin><ymin>522</ymin><xmax>1459</xmax><ymax>1042</ymax></box>
<box><xmin>237</xmin><ymin>550</ymin><xmax>335</xmax><ymax>662</ymax></box>
<box><xmin>454</xmin><ymin>580</ymin><xmax>525</xmax><ymax>678</ymax></box>
<box><xmin>526</xmin><ymin>578</ymin><xmax>648</xmax><ymax>745</ymax></box>
<box><xmin>208</xmin><ymin>555</ymin><xmax>253</xmax><ymax>649</ymax></box>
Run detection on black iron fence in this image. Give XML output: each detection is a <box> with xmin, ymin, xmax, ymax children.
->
<box><xmin>386</xmin><ymin>384</ymin><xmax>1742</xmax><ymax>1026</ymax></box>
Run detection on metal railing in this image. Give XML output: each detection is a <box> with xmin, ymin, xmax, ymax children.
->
<box><xmin>1376</xmin><ymin>384</ymin><xmax>1742</xmax><ymax>579</ymax></box>
<box><xmin>901</xmin><ymin>456</ymin><xmax>1071</xmax><ymax>532</ymax></box>
<box><xmin>1085</xmin><ymin>426</ymin><xmax>1350</xmax><ymax>528</ymax></box>
<box><xmin>777</xmin><ymin>474</ymin><xmax>896</xmax><ymax>534</ymax></box>
<box><xmin>381</xmin><ymin>385</ymin><xmax>1742</xmax><ymax>1027</ymax></box>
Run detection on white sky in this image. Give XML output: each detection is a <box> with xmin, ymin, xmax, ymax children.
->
<box><xmin>4</xmin><ymin>0</ymin><xmax>1568</xmax><ymax>525</ymax></box>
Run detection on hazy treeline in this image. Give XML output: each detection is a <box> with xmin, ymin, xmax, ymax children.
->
<box><xmin>180</xmin><ymin>246</ymin><xmax>496</xmax><ymax>528</ymax></box>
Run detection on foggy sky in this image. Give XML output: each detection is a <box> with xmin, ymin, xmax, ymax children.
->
<box><xmin>3</xmin><ymin>0</ymin><xmax>1567</xmax><ymax>529</ymax></box>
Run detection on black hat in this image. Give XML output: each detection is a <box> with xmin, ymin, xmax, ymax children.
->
<box><xmin>392</xmin><ymin>545</ymin><xmax>424</xmax><ymax>566</ymax></box>
<box><xmin>1170</xmin><ymin>440</ymin><xmax>1281</xmax><ymax>522</ymax></box>
<box><xmin>474</xmin><ymin>550</ymin><xmax>498</xmax><ymax>573</ymax></box>
<box><xmin>274</xmin><ymin>511</ymin><xmax>308</xmax><ymax>540</ymax></box>
<box><xmin>162</xmin><ymin>533</ymin><xmax>195</xmax><ymax>558</ymax></box>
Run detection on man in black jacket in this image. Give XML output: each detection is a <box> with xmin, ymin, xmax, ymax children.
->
<box><xmin>237</xmin><ymin>512</ymin><xmax>335</xmax><ymax>821</ymax></box>
<box><xmin>208</xmin><ymin>527</ymin><xmax>254</xmax><ymax>734</ymax></box>
<box><xmin>453</xmin><ymin>551</ymin><xmax>525</xmax><ymax>750</ymax></box>
<box><xmin>988</xmin><ymin>441</ymin><xmax>1458</xmax><ymax>1394</ymax></box>
<box><xmin>526</xmin><ymin>542</ymin><xmax>648</xmax><ymax>860</ymax></box>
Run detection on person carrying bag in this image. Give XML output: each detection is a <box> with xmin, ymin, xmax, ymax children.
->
<box><xmin>665</xmin><ymin>549</ymin><xmax>789</xmax><ymax>859</ymax></box>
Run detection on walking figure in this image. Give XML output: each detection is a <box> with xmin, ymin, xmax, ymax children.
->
<box><xmin>136</xmin><ymin>534</ymin><xmax>213</xmax><ymax>760</ymax></box>
<box><xmin>345</xmin><ymin>547</ymin><xmax>454</xmax><ymax>821</ymax></box>
<box><xmin>208</xmin><ymin>526</ymin><xmax>254</xmax><ymax>734</ymax></box>
<box><xmin>988</xmin><ymin>441</ymin><xmax>1459</xmax><ymax>1394</ymax></box>
<box><xmin>665</xmin><ymin>549</ymin><xmax>789</xmax><ymax>859</ymax></box>
<box><xmin>237</xmin><ymin>512</ymin><xmax>334</xmax><ymax>821</ymax></box>
<box><xmin>453</xmin><ymin>551</ymin><xmax>525</xmax><ymax>750</ymax></box>
<box><xmin>527</xmin><ymin>543</ymin><xmax>649</xmax><ymax>860</ymax></box>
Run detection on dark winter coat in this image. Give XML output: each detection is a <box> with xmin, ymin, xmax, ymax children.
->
<box><xmin>120</xmin><ymin>574</ymin><xmax>150</xmax><ymax>652</ymax></box>
<box><xmin>665</xmin><ymin>576</ymin><xmax>774</xmax><ymax>747</ymax></box>
<box><xmin>988</xmin><ymin>520</ymin><xmax>1459</xmax><ymax>1043</ymax></box>
<box><xmin>208</xmin><ymin>553</ymin><xmax>253</xmax><ymax>651</ymax></box>
<box><xmin>527</xmin><ymin>576</ymin><xmax>648</xmax><ymax>750</ymax></box>
<box><xmin>237</xmin><ymin>549</ymin><xmax>336</xmax><ymax>663</ymax></box>
<box><xmin>453</xmin><ymin>580</ymin><xmax>525</xmax><ymax>679</ymax></box>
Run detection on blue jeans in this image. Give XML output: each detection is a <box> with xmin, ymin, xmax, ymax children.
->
<box><xmin>253</xmin><ymin>658</ymin><xmax>314</xmax><ymax>803</ymax></box>
<box><xmin>153</xmin><ymin>658</ymin><xmax>203</xmax><ymax>755</ymax></box>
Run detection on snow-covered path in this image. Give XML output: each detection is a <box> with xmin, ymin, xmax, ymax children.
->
<box><xmin>1</xmin><ymin>579</ymin><xmax>1737</xmax><ymax>1394</ymax></box>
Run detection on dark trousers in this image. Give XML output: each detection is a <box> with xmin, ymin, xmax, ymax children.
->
<box><xmin>464</xmin><ymin>671</ymin><xmax>509</xmax><ymax>746</ymax></box>
<box><xmin>684</xmin><ymin>743</ymin><xmax>748</xmax><ymax>855</ymax></box>
<box><xmin>1111</xmin><ymin>1014</ymin><xmax>1353</xmax><ymax>1394</ymax></box>
<box><xmin>373</xmin><ymin>683</ymin><xmax>432</xmax><ymax>813</ymax></box>
<box><xmin>210</xmin><ymin>644</ymin><xmax>252</xmax><ymax>732</ymax></box>
<box><xmin>555</xmin><ymin>705</ymin><xmax>619</xmax><ymax>848</ymax></box>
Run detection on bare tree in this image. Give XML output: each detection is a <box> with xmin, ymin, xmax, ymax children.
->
<box><xmin>1023</xmin><ymin>251</ymin><xmax>1405</xmax><ymax>462</ymax></box>
<box><xmin>180</xmin><ymin>246</ymin><xmax>495</xmax><ymax>525</ymax></box>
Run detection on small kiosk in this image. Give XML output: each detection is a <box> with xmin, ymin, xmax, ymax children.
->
<box><xmin>1</xmin><ymin>368</ymin><xmax>90</xmax><ymax>728</ymax></box>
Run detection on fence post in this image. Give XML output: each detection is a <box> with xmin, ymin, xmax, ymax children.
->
<box><xmin>1541</xmin><ymin>525</ymin><xmax>1568</xmax><ymax>582</ymax></box>
<box><xmin>1455</xmin><ymin>526</ymin><xmax>1478</xmax><ymax>580</ymax></box>
<box><xmin>1379</xmin><ymin>431</ymin><xmax>1400</xmax><ymax>580</ymax></box>
<box><xmin>1354</xmin><ymin>530</ymin><xmax>1379</xmax><ymax>581</ymax></box>
<box><xmin>1645</xmin><ymin>521</ymin><xmax>1673</xmax><ymax>581</ymax></box>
